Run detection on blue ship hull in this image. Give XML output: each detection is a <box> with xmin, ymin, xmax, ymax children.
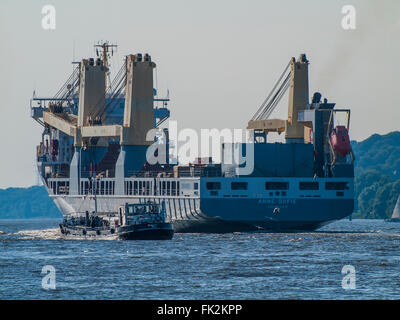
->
<box><xmin>171</xmin><ymin>198</ymin><xmax>353</xmax><ymax>233</ymax></box>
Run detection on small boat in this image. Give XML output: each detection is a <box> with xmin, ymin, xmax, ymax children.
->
<box><xmin>59</xmin><ymin>212</ymin><xmax>118</xmax><ymax>237</ymax></box>
<box><xmin>385</xmin><ymin>195</ymin><xmax>400</xmax><ymax>222</ymax></box>
<box><xmin>118</xmin><ymin>202</ymin><xmax>174</xmax><ymax>240</ymax></box>
<box><xmin>60</xmin><ymin>201</ymin><xmax>174</xmax><ymax>240</ymax></box>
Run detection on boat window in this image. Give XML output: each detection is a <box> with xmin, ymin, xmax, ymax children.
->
<box><xmin>299</xmin><ymin>182</ymin><xmax>319</xmax><ymax>190</ymax></box>
<box><xmin>194</xmin><ymin>182</ymin><xmax>199</xmax><ymax>190</ymax></box>
<box><xmin>206</xmin><ymin>182</ymin><xmax>221</xmax><ymax>190</ymax></box>
<box><xmin>325</xmin><ymin>182</ymin><xmax>349</xmax><ymax>190</ymax></box>
<box><xmin>231</xmin><ymin>182</ymin><xmax>248</xmax><ymax>190</ymax></box>
<box><xmin>265</xmin><ymin>182</ymin><xmax>289</xmax><ymax>190</ymax></box>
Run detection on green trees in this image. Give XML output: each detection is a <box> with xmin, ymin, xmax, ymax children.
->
<box><xmin>352</xmin><ymin>131</ymin><xmax>400</xmax><ymax>219</ymax></box>
<box><xmin>0</xmin><ymin>186</ymin><xmax>61</xmax><ymax>219</ymax></box>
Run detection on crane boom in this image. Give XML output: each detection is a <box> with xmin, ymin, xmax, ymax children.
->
<box><xmin>247</xmin><ymin>54</ymin><xmax>310</xmax><ymax>143</ymax></box>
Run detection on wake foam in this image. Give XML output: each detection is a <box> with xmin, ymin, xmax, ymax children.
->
<box><xmin>12</xmin><ymin>228</ymin><xmax>118</xmax><ymax>241</ymax></box>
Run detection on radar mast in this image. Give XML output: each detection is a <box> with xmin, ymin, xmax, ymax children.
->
<box><xmin>94</xmin><ymin>41</ymin><xmax>118</xmax><ymax>91</ymax></box>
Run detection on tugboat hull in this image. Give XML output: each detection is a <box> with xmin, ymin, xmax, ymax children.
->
<box><xmin>119</xmin><ymin>225</ymin><xmax>174</xmax><ymax>240</ymax></box>
<box><xmin>60</xmin><ymin>222</ymin><xmax>174</xmax><ymax>240</ymax></box>
<box><xmin>59</xmin><ymin>224</ymin><xmax>117</xmax><ymax>238</ymax></box>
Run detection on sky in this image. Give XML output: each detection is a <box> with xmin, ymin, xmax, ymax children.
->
<box><xmin>0</xmin><ymin>0</ymin><xmax>399</xmax><ymax>188</ymax></box>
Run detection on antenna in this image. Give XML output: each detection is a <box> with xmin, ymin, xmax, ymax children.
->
<box><xmin>72</xmin><ymin>40</ymin><xmax>75</xmax><ymax>61</ymax></box>
<box><xmin>94</xmin><ymin>41</ymin><xmax>118</xmax><ymax>91</ymax></box>
<box><xmin>72</xmin><ymin>40</ymin><xmax>76</xmax><ymax>74</ymax></box>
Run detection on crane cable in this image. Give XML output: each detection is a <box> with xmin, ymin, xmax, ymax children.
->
<box><xmin>251</xmin><ymin>60</ymin><xmax>291</xmax><ymax>121</ymax></box>
<box><xmin>257</xmin><ymin>73</ymin><xmax>290</xmax><ymax>120</ymax></box>
<box><xmin>87</xmin><ymin>61</ymin><xmax>127</xmax><ymax>121</ymax></box>
<box><xmin>53</xmin><ymin>65</ymin><xmax>80</xmax><ymax>100</ymax></box>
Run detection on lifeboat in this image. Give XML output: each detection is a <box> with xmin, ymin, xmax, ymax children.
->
<box><xmin>330</xmin><ymin>125</ymin><xmax>351</xmax><ymax>157</ymax></box>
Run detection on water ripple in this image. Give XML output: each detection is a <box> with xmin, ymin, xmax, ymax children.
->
<box><xmin>0</xmin><ymin>218</ymin><xmax>399</xmax><ymax>299</ymax></box>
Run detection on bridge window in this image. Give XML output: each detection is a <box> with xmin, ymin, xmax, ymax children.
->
<box><xmin>206</xmin><ymin>182</ymin><xmax>221</xmax><ymax>190</ymax></box>
<box><xmin>231</xmin><ymin>182</ymin><xmax>248</xmax><ymax>190</ymax></box>
<box><xmin>325</xmin><ymin>182</ymin><xmax>349</xmax><ymax>190</ymax></box>
<box><xmin>299</xmin><ymin>182</ymin><xmax>319</xmax><ymax>190</ymax></box>
<box><xmin>265</xmin><ymin>182</ymin><xmax>289</xmax><ymax>190</ymax></box>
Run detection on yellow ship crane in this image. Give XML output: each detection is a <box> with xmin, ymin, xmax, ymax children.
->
<box><xmin>247</xmin><ymin>54</ymin><xmax>309</xmax><ymax>143</ymax></box>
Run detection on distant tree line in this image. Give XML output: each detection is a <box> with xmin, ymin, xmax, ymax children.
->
<box><xmin>0</xmin><ymin>186</ymin><xmax>61</xmax><ymax>219</ymax></box>
<box><xmin>352</xmin><ymin>131</ymin><xmax>400</xmax><ymax>219</ymax></box>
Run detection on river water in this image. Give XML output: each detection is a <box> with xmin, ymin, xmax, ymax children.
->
<box><xmin>0</xmin><ymin>218</ymin><xmax>399</xmax><ymax>299</ymax></box>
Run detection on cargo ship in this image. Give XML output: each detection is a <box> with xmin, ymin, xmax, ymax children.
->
<box><xmin>31</xmin><ymin>42</ymin><xmax>355</xmax><ymax>233</ymax></box>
